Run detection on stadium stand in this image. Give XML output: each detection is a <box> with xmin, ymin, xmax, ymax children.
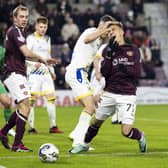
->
<box><xmin>0</xmin><ymin>0</ymin><xmax>167</xmax><ymax>88</ymax></box>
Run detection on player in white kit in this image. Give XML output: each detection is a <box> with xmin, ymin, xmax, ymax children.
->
<box><xmin>65</xmin><ymin>15</ymin><xmax>115</xmax><ymax>150</ymax></box>
<box><xmin>26</xmin><ymin>16</ymin><xmax>63</xmax><ymax>134</ymax></box>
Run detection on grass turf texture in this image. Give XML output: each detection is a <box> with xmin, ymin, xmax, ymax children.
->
<box><xmin>0</xmin><ymin>105</ymin><xmax>168</xmax><ymax>168</ymax></box>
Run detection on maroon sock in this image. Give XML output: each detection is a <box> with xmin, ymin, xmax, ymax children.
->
<box><xmin>126</xmin><ymin>128</ymin><xmax>142</xmax><ymax>141</ymax></box>
<box><xmin>1</xmin><ymin>111</ymin><xmax>17</xmax><ymax>136</ymax></box>
<box><xmin>13</xmin><ymin>113</ymin><xmax>27</xmax><ymax>146</ymax></box>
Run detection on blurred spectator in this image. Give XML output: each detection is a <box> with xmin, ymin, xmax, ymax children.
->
<box><xmin>71</xmin><ymin>7</ymin><xmax>83</xmax><ymax>31</ymax></box>
<box><xmin>35</xmin><ymin>0</ymin><xmax>48</xmax><ymax>16</ymax></box>
<box><xmin>125</xmin><ymin>29</ymin><xmax>133</xmax><ymax>44</ymax></box>
<box><xmin>87</xmin><ymin>19</ymin><xmax>96</xmax><ymax>28</ymax></box>
<box><xmin>131</xmin><ymin>0</ymin><xmax>144</xmax><ymax>20</ymax></box>
<box><xmin>81</xmin><ymin>8</ymin><xmax>95</xmax><ymax>31</ymax></box>
<box><xmin>47</xmin><ymin>18</ymin><xmax>63</xmax><ymax>44</ymax></box>
<box><xmin>28</xmin><ymin>7</ymin><xmax>40</xmax><ymax>27</ymax></box>
<box><xmin>92</xmin><ymin>0</ymin><xmax>108</xmax><ymax>5</ymax></box>
<box><xmin>61</xmin><ymin>17</ymin><xmax>80</xmax><ymax>42</ymax></box>
<box><xmin>103</xmin><ymin>0</ymin><xmax>117</xmax><ymax>14</ymax></box>
<box><xmin>60</xmin><ymin>43</ymin><xmax>72</xmax><ymax>67</ymax></box>
<box><xmin>133</xmin><ymin>30</ymin><xmax>149</xmax><ymax>47</ymax></box>
<box><xmin>0</xmin><ymin>22</ymin><xmax>8</xmax><ymax>45</ymax></box>
<box><xmin>140</xmin><ymin>44</ymin><xmax>156</xmax><ymax>79</ymax></box>
<box><xmin>54</xmin><ymin>63</ymin><xmax>68</xmax><ymax>89</ymax></box>
<box><xmin>108</xmin><ymin>5</ymin><xmax>122</xmax><ymax>21</ymax></box>
<box><xmin>94</xmin><ymin>5</ymin><xmax>106</xmax><ymax>25</ymax></box>
<box><xmin>48</xmin><ymin>7</ymin><xmax>65</xmax><ymax>29</ymax></box>
<box><xmin>149</xmin><ymin>38</ymin><xmax>163</xmax><ymax>67</ymax></box>
<box><xmin>57</xmin><ymin>0</ymin><xmax>72</xmax><ymax>14</ymax></box>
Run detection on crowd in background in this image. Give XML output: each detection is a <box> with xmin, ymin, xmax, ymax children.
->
<box><xmin>0</xmin><ymin>0</ymin><xmax>164</xmax><ymax>89</ymax></box>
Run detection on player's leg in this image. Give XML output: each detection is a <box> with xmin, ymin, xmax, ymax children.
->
<box><xmin>4</xmin><ymin>107</ymin><xmax>16</xmax><ymax>137</ymax></box>
<box><xmin>0</xmin><ymin>82</ymin><xmax>13</xmax><ymax>148</ymax></box>
<box><xmin>118</xmin><ymin>95</ymin><xmax>147</xmax><ymax>152</ymax></box>
<box><xmin>65</xmin><ymin>68</ymin><xmax>96</xmax><ymax>146</ymax></box>
<box><xmin>2</xmin><ymin>73</ymin><xmax>32</xmax><ymax>152</ymax></box>
<box><xmin>0</xmin><ymin>81</ymin><xmax>16</xmax><ymax>137</ymax></box>
<box><xmin>27</xmin><ymin>74</ymin><xmax>41</xmax><ymax>134</ymax></box>
<box><xmin>69</xmin><ymin>92</ymin><xmax>114</xmax><ymax>154</ymax></box>
<box><xmin>111</xmin><ymin>112</ymin><xmax>118</xmax><ymax>124</ymax></box>
<box><xmin>45</xmin><ymin>94</ymin><xmax>63</xmax><ymax>133</ymax></box>
<box><xmin>42</xmin><ymin>74</ymin><xmax>63</xmax><ymax>133</ymax></box>
<box><xmin>71</xmin><ymin>95</ymin><xmax>96</xmax><ymax>147</ymax></box>
<box><xmin>27</xmin><ymin>97</ymin><xmax>38</xmax><ymax>134</ymax></box>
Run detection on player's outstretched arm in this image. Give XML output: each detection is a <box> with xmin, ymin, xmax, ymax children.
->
<box><xmin>20</xmin><ymin>44</ymin><xmax>57</xmax><ymax>65</ymax></box>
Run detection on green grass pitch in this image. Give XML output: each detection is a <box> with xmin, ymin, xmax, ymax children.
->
<box><xmin>0</xmin><ymin>105</ymin><xmax>168</xmax><ymax>168</ymax></box>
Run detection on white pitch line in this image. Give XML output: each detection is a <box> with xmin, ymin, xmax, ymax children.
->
<box><xmin>1</xmin><ymin>151</ymin><xmax>168</xmax><ymax>159</ymax></box>
<box><xmin>137</xmin><ymin>118</ymin><xmax>168</xmax><ymax>123</ymax></box>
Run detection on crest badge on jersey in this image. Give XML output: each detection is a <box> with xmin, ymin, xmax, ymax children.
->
<box><xmin>126</xmin><ymin>51</ymin><xmax>133</xmax><ymax>57</ymax></box>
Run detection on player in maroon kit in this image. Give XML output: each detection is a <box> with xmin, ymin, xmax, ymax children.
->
<box><xmin>0</xmin><ymin>5</ymin><xmax>56</xmax><ymax>152</ymax></box>
<box><xmin>69</xmin><ymin>20</ymin><xmax>147</xmax><ymax>154</ymax></box>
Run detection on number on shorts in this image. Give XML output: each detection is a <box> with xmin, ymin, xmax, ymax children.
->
<box><xmin>126</xmin><ymin>103</ymin><xmax>135</xmax><ymax>116</ymax></box>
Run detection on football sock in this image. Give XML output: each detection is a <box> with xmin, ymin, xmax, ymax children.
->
<box><xmin>84</xmin><ymin>124</ymin><xmax>99</xmax><ymax>143</ymax></box>
<box><xmin>112</xmin><ymin>112</ymin><xmax>118</xmax><ymax>122</ymax></box>
<box><xmin>28</xmin><ymin>106</ymin><xmax>35</xmax><ymax>129</ymax></box>
<box><xmin>125</xmin><ymin>128</ymin><xmax>141</xmax><ymax>141</ymax></box>
<box><xmin>72</xmin><ymin>111</ymin><xmax>92</xmax><ymax>146</ymax></box>
<box><xmin>46</xmin><ymin>101</ymin><xmax>56</xmax><ymax>128</ymax></box>
<box><xmin>1</xmin><ymin>111</ymin><xmax>17</xmax><ymax>135</ymax></box>
<box><xmin>3</xmin><ymin>108</ymin><xmax>12</xmax><ymax>122</ymax></box>
<box><xmin>14</xmin><ymin>111</ymin><xmax>27</xmax><ymax>146</ymax></box>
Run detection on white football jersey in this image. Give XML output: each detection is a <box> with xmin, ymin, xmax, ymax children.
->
<box><xmin>26</xmin><ymin>33</ymin><xmax>54</xmax><ymax>75</ymax></box>
<box><xmin>67</xmin><ymin>28</ymin><xmax>103</xmax><ymax>69</ymax></box>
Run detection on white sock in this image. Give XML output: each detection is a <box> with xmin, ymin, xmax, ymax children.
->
<box><xmin>46</xmin><ymin>101</ymin><xmax>56</xmax><ymax>128</ymax></box>
<box><xmin>72</xmin><ymin>111</ymin><xmax>92</xmax><ymax>147</ymax></box>
<box><xmin>112</xmin><ymin>112</ymin><xmax>118</xmax><ymax>122</ymax></box>
<box><xmin>28</xmin><ymin>106</ymin><xmax>35</xmax><ymax>128</ymax></box>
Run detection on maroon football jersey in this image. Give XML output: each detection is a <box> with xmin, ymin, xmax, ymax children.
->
<box><xmin>3</xmin><ymin>25</ymin><xmax>26</xmax><ymax>78</ymax></box>
<box><xmin>101</xmin><ymin>44</ymin><xmax>141</xmax><ymax>95</ymax></box>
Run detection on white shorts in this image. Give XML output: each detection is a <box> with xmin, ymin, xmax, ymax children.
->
<box><xmin>90</xmin><ymin>69</ymin><xmax>105</xmax><ymax>96</ymax></box>
<box><xmin>4</xmin><ymin>72</ymin><xmax>30</xmax><ymax>103</ymax></box>
<box><xmin>96</xmin><ymin>91</ymin><xmax>136</xmax><ymax>125</ymax></box>
<box><xmin>65</xmin><ymin>67</ymin><xmax>92</xmax><ymax>101</ymax></box>
<box><xmin>28</xmin><ymin>74</ymin><xmax>55</xmax><ymax>95</ymax></box>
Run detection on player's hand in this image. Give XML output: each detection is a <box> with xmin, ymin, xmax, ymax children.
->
<box><xmin>46</xmin><ymin>58</ymin><xmax>57</xmax><ymax>65</ymax></box>
<box><xmin>98</xmin><ymin>21</ymin><xmax>113</xmax><ymax>35</ymax></box>
<box><xmin>106</xmin><ymin>36</ymin><xmax>119</xmax><ymax>58</ymax></box>
<box><xmin>39</xmin><ymin>58</ymin><xmax>57</xmax><ymax>66</ymax></box>
<box><xmin>34</xmin><ymin>63</ymin><xmax>41</xmax><ymax>68</ymax></box>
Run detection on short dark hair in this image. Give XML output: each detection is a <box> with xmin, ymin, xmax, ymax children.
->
<box><xmin>36</xmin><ymin>16</ymin><xmax>48</xmax><ymax>25</ymax></box>
<box><xmin>100</xmin><ymin>15</ymin><xmax>124</xmax><ymax>29</ymax></box>
<box><xmin>100</xmin><ymin>15</ymin><xmax>116</xmax><ymax>22</ymax></box>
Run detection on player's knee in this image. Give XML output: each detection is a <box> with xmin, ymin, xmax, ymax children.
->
<box><xmin>121</xmin><ymin>124</ymin><xmax>132</xmax><ymax>137</ymax></box>
<box><xmin>84</xmin><ymin>102</ymin><xmax>95</xmax><ymax>114</ymax></box>
<box><xmin>19</xmin><ymin>98</ymin><xmax>30</xmax><ymax>117</ymax></box>
<box><xmin>3</xmin><ymin>101</ymin><xmax>11</xmax><ymax>109</ymax></box>
<box><xmin>1</xmin><ymin>97</ymin><xmax>11</xmax><ymax>108</ymax></box>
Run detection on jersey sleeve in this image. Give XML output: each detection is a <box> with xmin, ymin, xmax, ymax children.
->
<box><xmin>12</xmin><ymin>28</ymin><xmax>26</xmax><ymax>48</ymax></box>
